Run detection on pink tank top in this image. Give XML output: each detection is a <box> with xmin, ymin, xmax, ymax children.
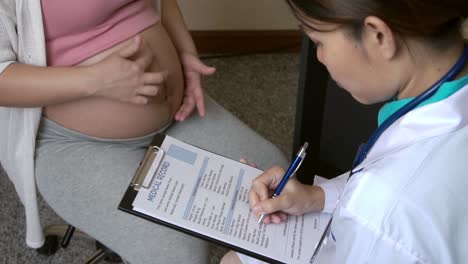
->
<box><xmin>41</xmin><ymin>0</ymin><xmax>160</xmax><ymax>66</ymax></box>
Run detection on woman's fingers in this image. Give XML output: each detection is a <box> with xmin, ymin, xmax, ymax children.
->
<box><xmin>118</xmin><ymin>35</ymin><xmax>154</xmax><ymax>72</ymax></box>
<box><xmin>91</xmin><ymin>35</ymin><xmax>172</xmax><ymax>105</ymax></box>
<box><xmin>134</xmin><ymin>72</ymin><xmax>167</xmax><ymax>98</ymax></box>
<box><xmin>130</xmin><ymin>95</ymin><xmax>149</xmax><ymax>105</ymax></box>
<box><xmin>184</xmin><ymin>54</ymin><xmax>217</xmax><ymax>75</ymax></box>
<box><xmin>239</xmin><ymin>158</ymin><xmax>257</xmax><ymax>167</ymax></box>
<box><xmin>143</xmin><ymin>71</ymin><xmax>167</xmax><ymax>85</ymax></box>
<box><xmin>136</xmin><ymin>85</ymin><xmax>159</xmax><ymax>97</ymax></box>
<box><xmin>174</xmin><ymin>97</ymin><xmax>196</xmax><ymax>121</ymax></box>
<box><xmin>192</xmin><ymin>86</ymin><xmax>206</xmax><ymax>117</ymax></box>
<box><xmin>119</xmin><ymin>35</ymin><xmax>142</xmax><ymax>58</ymax></box>
<box><xmin>134</xmin><ymin>47</ymin><xmax>154</xmax><ymax>71</ymax></box>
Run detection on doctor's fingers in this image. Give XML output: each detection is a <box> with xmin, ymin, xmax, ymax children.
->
<box><xmin>254</xmin><ymin>193</ymin><xmax>296</xmax><ymax>216</ymax></box>
<box><xmin>249</xmin><ymin>166</ymin><xmax>286</xmax><ymax>209</ymax></box>
<box><xmin>266</xmin><ymin>213</ymin><xmax>288</xmax><ymax>224</ymax></box>
<box><xmin>258</xmin><ymin>211</ymin><xmax>288</xmax><ymax>225</ymax></box>
<box><xmin>253</xmin><ymin>166</ymin><xmax>286</xmax><ymax>190</ymax></box>
<box><xmin>250</xmin><ymin>191</ymin><xmax>288</xmax><ymax>224</ymax></box>
<box><xmin>249</xmin><ymin>184</ymin><xmax>269</xmax><ymax>213</ymax></box>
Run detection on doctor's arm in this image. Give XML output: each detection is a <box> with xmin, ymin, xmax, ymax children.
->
<box><xmin>315</xmin><ymin>172</ymin><xmax>349</xmax><ymax>213</ymax></box>
<box><xmin>332</xmin><ymin>207</ymin><xmax>425</xmax><ymax>264</ymax></box>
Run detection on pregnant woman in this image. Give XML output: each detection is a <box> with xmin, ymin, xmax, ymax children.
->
<box><xmin>0</xmin><ymin>0</ymin><xmax>288</xmax><ymax>263</ymax></box>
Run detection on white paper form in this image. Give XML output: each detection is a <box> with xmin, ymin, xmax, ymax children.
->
<box><xmin>132</xmin><ymin>136</ymin><xmax>331</xmax><ymax>264</ymax></box>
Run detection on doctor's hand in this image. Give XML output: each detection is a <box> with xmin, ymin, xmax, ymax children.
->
<box><xmin>175</xmin><ymin>53</ymin><xmax>216</xmax><ymax>121</ymax></box>
<box><xmin>88</xmin><ymin>35</ymin><xmax>167</xmax><ymax>105</ymax></box>
<box><xmin>249</xmin><ymin>166</ymin><xmax>325</xmax><ymax>224</ymax></box>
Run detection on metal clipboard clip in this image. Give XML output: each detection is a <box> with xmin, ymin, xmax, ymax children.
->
<box><xmin>130</xmin><ymin>145</ymin><xmax>165</xmax><ymax>191</ymax></box>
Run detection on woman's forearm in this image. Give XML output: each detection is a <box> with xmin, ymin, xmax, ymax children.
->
<box><xmin>0</xmin><ymin>35</ymin><xmax>168</xmax><ymax>108</ymax></box>
<box><xmin>0</xmin><ymin>63</ymin><xmax>95</xmax><ymax>107</ymax></box>
<box><xmin>160</xmin><ymin>0</ymin><xmax>198</xmax><ymax>55</ymax></box>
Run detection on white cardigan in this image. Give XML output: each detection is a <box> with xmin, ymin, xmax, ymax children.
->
<box><xmin>0</xmin><ymin>0</ymin><xmax>160</xmax><ymax>248</ymax></box>
<box><xmin>0</xmin><ymin>0</ymin><xmax>47</xmax><ymax>248</ymax></box>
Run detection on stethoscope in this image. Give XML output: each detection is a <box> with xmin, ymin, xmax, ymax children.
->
<box><xmin>310</xmin><ymin>44</ymin><xmax>468</xmax><ymax>263</ymax></box>
<box><xmin>351</xmin><ymin>44</ymin><xmax>468</xmax><ymax>174</ymax></box>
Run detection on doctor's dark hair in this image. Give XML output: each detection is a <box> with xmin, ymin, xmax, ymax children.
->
<box><xmin>287</xmin><ymin>0</ymin><xmax>468</xmax><ymax>49</ymax></box>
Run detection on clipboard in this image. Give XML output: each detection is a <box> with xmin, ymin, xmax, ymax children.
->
<box><xmin>118</xmin><ymin>133</ymin><xmax>283</xmax><ymax>264</ymax></box>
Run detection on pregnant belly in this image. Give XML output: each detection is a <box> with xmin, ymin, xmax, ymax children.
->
<box><xmin>44</xmin><ymin>22</ymin><xmax>184</xmax><ymax>139</ymax></box>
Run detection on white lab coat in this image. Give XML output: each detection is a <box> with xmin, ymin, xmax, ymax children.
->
<box><xmin>325</xmin><ymin>82</ymin><xmax>468</xmax><ymax>263</ymax></box>
<box><xmin>238</xmin><ymin>82</ymin><xmax>468</xmax><ymax>264</ymax></box>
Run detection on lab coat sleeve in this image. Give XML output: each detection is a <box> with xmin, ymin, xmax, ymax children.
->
<box><xmin>333</xmin><ymin>207</ymin><xmax>426</xmax><ymax>264</ymax></box>
<box><xmin>0</xmin><ymin>0</ymin><xmax>17</xmax><ymax>74</ymax></box>
<box><xmin>316</xmin><ymin>172</ymin><xmax>348</xmax><ymax>214</ymax></box>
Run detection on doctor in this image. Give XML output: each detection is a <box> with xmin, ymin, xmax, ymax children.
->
<box><xmin>222</xmin><ymin>0</ymin><xmax>468</xmax><ymax>263</ymax></box>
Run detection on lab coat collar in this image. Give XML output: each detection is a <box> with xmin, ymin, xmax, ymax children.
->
<box><xmin>353</xmin><ymin>83</ymin><xmax>468</xmax><ymax>172</ymax></box>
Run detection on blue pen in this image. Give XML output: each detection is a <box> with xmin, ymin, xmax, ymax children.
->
<box><xmin>257</xmin><ymin>142</ymin><xmax>309</xmax><ymax>224</ymax></box>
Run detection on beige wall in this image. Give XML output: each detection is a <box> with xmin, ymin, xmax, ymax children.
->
<box><xmin>177</xmin><ymin>0</ymin><xmax>298</xmax><ymax>30</ymax></box>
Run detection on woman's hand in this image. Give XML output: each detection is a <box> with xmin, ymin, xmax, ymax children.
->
<box><xmin>87</xmin><ymin>35</ymin><xmax>167</xmax><ymax>105</ymax></box>
<box><xmin>249</xmin><ymin>166</ymin><xmax>325</xmax><ymax>224</ymax></box>
<box><xmin>174</xmin><ymin>53</ymin><xmax>216</xmax><ymax>121</ymax></box>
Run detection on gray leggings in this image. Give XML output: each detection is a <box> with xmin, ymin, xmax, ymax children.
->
<box><xmin>35</xmin><ymin>95</ymin><xmax>289</xmax><ymax>264</ymax></box>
